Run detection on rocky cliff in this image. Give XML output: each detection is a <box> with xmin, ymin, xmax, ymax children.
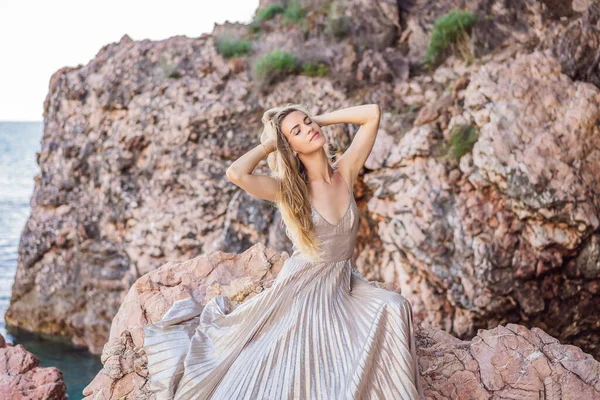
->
<box><xmin>6</xmin><ymin>0</ymin><xmax>600</xmax><ymax>368</ymax></box>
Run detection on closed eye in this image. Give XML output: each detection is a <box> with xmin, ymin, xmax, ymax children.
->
<box><xmin>294</xmin><ymin>117</ymin><xmax>311</xmax><ymax>135</ymax></box>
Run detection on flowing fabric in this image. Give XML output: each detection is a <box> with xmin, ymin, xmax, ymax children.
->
<box><xmin>143</xmin><ymin>167</ymin><xmax>425</xmax><ymax>399</ymax></box>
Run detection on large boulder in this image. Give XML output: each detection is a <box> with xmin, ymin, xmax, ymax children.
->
<box><xmin>418</xmin><ymin>323</ymin><xmax>600</xmax><ymax>398</ymax></box>
<box><xmin>0</xmin><ymin>333</ymin><xmax>67</xmax><ymax>400</ymax></box>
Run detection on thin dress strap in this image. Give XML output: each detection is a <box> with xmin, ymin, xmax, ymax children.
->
<box><xmin>334</xmin><ymin>166</ymin><xmax>352</xmax><ymax>196</ymax></box>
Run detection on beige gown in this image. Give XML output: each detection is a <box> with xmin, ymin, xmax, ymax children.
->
<box><xmin>143</xmin><ymin>167</ymin><xmax>425</xmax><ymax>399</ymax></box>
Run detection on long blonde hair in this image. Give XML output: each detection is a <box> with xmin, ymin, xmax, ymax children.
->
<box><xmin>260</xmin><ymin>103</ymin><xmax>335</xmax><ymax>262</ymax></box>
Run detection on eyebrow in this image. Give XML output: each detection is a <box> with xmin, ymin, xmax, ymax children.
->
<box><xmin>290</xmin><ymin>115</ymin><xmax>309</xmax><ymax>134</ymax></box>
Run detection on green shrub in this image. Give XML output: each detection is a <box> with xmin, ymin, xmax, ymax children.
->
<box><xmin>253</xmin><ymin>49</ymin><xmax>299</xmax><ymax>87</ymax></box>
<box><xmin>255</xmin><ymin>4</ymin><xmax>285</xmax><ymax>22</ymax></box>
<box><xmin>325</xmin><ymin>15</ymin><xmax>352</xmax><ymax>40</ymax></box>
<box><xmin>448</xmin><ymin>123</ymin><xmax>478</xmax><ymax>160</ymax></box>
<box><xmin>283</xmin><ymin>1</ymin><xmax>307</xmax><ymax>24</ymax></box>
<box><xmin>159</xmin><ymin>57</ymin><xmax>181</xmax><ymax>79</ymax></box>
<box><xmin>214</xmin><ymin>35</ymin><xmax>252</xmax><ymax>59</ymax></box>
<box><xmin>248</xmin><ymin>21</ymin><xmax>261</xmax><ymax>34</ymax></box>
<box><xmin>301</xmin><ymin>61</ymin><xmax>328</xmax><ymax>77</ymax></box>
<box><xmin>424</xmin><ymin>9</ymin><xmax>477</xmax><ymax>66</ymax></box>
<box><xmin>248</xmin><ymin>4</ymin><xmax>286</xmax><ymax>34</ymax></box>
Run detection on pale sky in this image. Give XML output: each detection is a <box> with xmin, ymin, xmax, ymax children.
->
<box><xmin>0</xmin><ymin>1</ymin><xmax>258</xmax><ymax>121</ymax></box>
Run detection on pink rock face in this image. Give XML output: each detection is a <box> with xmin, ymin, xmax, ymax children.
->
<box><xmin>83</xmin><ymin>244</ymin><xmax>600</xmax><ymax>399</ymax></box>
<box><xmin>362</xmin><ymin>49</ymin><xmax>600</xmax><ymax>359</ymax></box>
<box><xmin>0</xmin><ymin>333</ymin><xmax>67</xmax><ymax>400</ymax></box>
<box><xmin>418</xmin><ymin>324</ymin><xmax>600</xmax><ymax>399</ymax></box>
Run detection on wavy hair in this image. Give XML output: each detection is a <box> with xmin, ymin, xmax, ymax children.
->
<box><xmin>260</xmin><ymin>103</ymin><xmax>335</xmax><ymax>262</ymax></box>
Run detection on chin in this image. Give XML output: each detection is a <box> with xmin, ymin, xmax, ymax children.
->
<box><xmin>311</xmin><ymin>134</ymin><xmax>325</xmax><ymax>145</ymax></box>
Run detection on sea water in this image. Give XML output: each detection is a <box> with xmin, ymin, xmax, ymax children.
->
<box><xmin>0</xmin><ymin>121</ymin><xmax>102</xmax><ymax>399</ymax></box>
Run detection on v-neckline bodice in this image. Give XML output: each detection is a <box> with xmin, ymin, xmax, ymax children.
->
<box><xmin>309</xmin><ymin>167</ymin><xmax>354</xmax><ymax>227</ymax></box>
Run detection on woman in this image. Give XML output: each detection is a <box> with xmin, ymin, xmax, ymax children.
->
<box><xmin>143</xmin><ymin>103</ymin><xmax>425</xmax><ymax>399</ymax></box>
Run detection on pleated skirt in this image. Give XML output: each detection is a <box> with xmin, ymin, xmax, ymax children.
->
<box><xmin>143</xmin><ymin>255</ymin><xmax>425</xmax><ymax>399</ymax></box>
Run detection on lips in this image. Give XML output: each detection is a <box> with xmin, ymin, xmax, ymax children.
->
<box><xmin>310</xmin><ymin>131</ymin><xmax>319</xmax><ymax>141</ymax></box>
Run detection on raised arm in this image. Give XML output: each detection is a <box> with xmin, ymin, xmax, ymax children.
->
<box><xmin>225</xmin><ymin>137</ymin><xmax>279</xmax><ymax>202</ymax></box>
<box><xmin>313</xmin><ymin>104</ymin><xmax>381</xmax><ymax>184</ymax></box>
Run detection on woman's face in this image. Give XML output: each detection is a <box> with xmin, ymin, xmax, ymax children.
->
<box><xmin>281</xmin><ymin>111</ymin><xmax>324</xmax><ymax>154</ymax></box>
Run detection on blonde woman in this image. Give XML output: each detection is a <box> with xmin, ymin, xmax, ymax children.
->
<box><xmin>143</xmin><ymin>104</ymin><xmax>425</xmax><ymax>399</ymax></box>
